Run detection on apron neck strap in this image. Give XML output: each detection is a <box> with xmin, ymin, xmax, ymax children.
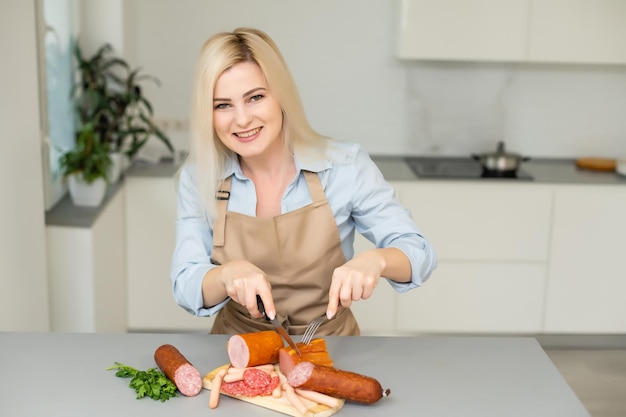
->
<box><xmin>303</xmin><ymin>171</ymin><xmax>325</xmax><ymax>207</ymax></box>
<box><xmin>213</xmin><ymin>176</ymin><xmax>232</xmax><ymax>247</ymax></box>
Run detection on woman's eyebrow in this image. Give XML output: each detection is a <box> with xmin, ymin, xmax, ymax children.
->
<box><xmin>243</xmin><ymin>87</ymin><xmax>267</xmax><ymax>97</ymax></box>
<box><xmin>213</xmin><ymin>87</ymin><xmax>267</xmax><ymax>103</ymax></box>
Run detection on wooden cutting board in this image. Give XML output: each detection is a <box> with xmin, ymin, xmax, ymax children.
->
<box><xmin>203</xmin><ymin>364</ymin><xmax>344</xmax><ymax>417</ymax></box>
<box><xmin>575</xmin><ymin>157</ymin><xmax>616</xmax><ymax>171</ymax></box>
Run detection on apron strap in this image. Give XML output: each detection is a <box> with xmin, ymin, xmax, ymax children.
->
<box><xmin>303</xmin><ymin>171</ymin><xmax>326</xmax><ymax>207</ymax></box>
<box><xmin>213</xmin><ymin>176</ymin><xmax>232</xmax><ymax>248</ymax></box>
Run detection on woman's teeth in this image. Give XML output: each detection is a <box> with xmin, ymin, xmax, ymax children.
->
<box><xmin>235</xmin><ymin>127</ymin><xmax>261</xmax><ymax>138</ymax></box>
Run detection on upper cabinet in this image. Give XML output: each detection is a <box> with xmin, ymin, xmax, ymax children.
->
<box><xmin>528</xmin><ymin>0</ymin><xmax>626</xmax><ymax>64</ymax></box>
<box><xmin>397</xmin><ymin>0</ymin><xmax>530</xmax><ymax>62</ymax></box>
<box><xmin>397</xmin><ymin>0</ymin><xmax>626</xmax><ymax>64</ymax></box>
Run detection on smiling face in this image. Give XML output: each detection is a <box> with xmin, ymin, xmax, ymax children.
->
<box><xmin>212</xmin><ymin>61</ymin><xmax>284</xmax><ymax>161</ymax></box>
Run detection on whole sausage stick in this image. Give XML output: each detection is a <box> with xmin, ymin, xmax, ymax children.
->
<box><xmin>154</xmin><ymin>344</ymin><xmax>202</xmax><ymax>396</ymax></box>
<box><xmin>295</xmin><ymin>388</ymin><xmax>342</xmax><ymax>409</ymax></box>
<box><xmin>282</xmin><ymin>383</ymin><xmax>309</xmax><ymax>415</ymax></box>
<box><xmin>271</xmin><ymin>371</ymin><xmax>282</xmax><ymax>398</ymax></box>
<box><xmin>209</xmin><ymin>368</ymin><xmax>227</xmax><ymax>409</ymax></box>
<box><xmin>227</xmin><ymin>331</ymin><xmax>284</xmax><ymax>368</ymax></box>
<box><xmin>288</xmin><ymin>361</ymin><xmax>390</xmax><ymax>404</ymax></box>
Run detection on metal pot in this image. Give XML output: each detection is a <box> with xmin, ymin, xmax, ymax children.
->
<box><xmin>472</xmin><ymin>141</ymin><xmax>530</xmax><ymax>174</ymax></box>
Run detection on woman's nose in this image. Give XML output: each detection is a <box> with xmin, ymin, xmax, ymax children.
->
<box><xmin>234</xmin><ymin>105</ymin><xmax>252</xmax><ymax>126</ymax></box>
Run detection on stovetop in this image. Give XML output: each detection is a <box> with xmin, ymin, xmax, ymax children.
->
<box><xmin>405</xmin><ymin>157</ymin><xmax>534</xmax><ymax>181</ymax></box>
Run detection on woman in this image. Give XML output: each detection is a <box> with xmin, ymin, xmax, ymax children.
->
<box><xmin>171</xmin><ymin>28</ymin><xmax>437</xmax><ymax>335</ymax></box>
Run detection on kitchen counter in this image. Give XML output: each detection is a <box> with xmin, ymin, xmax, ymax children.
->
<box><xmin>0</xmin><ymin>332</ymin><xmax>589</xmax><ymax>417</ymax></box>
<box><xmin>372</xmin><ymin>156</ymin><xmax>626</xmax><ymax>184</ymax></box>
<box><xmin>44</xmin><ymin>155</ymin><xmax>624</xmax><ymax>228</ymax></box>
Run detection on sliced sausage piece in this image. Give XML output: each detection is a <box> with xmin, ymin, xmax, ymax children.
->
<box><xmin>287</xmin><ymin>361</ymin><xmax>390</xmax><ymax>404</ymax></box>
<box><xmin>278</xmin><ymin>338</ymin><xmax>333</xmax><ymax>377</ymax></box>
<box><xmin>227</xmin><ymin>330</ymin><xmax>284</xmax><ymax>368</ymax></box>
<box><xmin>154</xmin><ymin>344</ymin><xmax>202</xmax><ymax>396</ymax></box>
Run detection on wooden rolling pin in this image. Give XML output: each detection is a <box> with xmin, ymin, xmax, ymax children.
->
<box><xmin>575</xmin><ymin>157</ymin><xmax>616</xmax><ymax>172</ymax></box>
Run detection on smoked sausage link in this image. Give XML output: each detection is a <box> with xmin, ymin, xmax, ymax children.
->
<box><xmin>154</xmin><ymin>344</ymin><xmax>202</xmax><ymax>396</ymax></box>
<box><xmin>287</xmin><ymin>361</ymin><xmax>389</xmax><ymax>404</ymax></box>
<box><xmin>227</xmin><ymin>330</ymin><xmax>284</xmax><ymax>368</ymax></box>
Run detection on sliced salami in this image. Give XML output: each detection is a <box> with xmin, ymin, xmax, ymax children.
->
<box><xmin>220</xmin><ymin>369</ymin><xmax>279</xmax><ymax>397</ymax></box>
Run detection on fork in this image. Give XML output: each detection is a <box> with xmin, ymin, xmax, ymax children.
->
<box><xmin>300</xmin><ymin>314</ymin><xmax>327</xmax><ymax>345</ymax></box>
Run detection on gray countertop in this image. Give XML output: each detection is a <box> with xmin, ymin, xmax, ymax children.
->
<box><xmin>0</xmin><ymin>332</ymin><xmax>589</xmax><ymax>417</ymax></box>
<box><xmin>372</xmin><ymin>156</ymin><xmax>626</xmax><ymax>184</ymax></box>
<box><xmin>44</xmin><ymin>156</ymin><xmax>624</xmax><ymax>228</ymax></box>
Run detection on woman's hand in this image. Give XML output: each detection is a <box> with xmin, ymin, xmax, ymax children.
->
<box><xmin>326</xmin><ymin>247</ymin><xmax>413</xmax><ymax>319</ymax></box>
<box><xmin>218</xmin><ymin>260</ymin><xmax>276</xmax><ymax>319</ymax></box>
<box><xmin>326</xmin><ymin>250</ymin><xmax>385</xmax><ymax>319</ymax></box>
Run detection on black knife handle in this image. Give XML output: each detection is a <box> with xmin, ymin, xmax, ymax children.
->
<box><xmin>256</xmin><ymin>295</ymin><xmax>270</xmax><ymax>322</ymax></box>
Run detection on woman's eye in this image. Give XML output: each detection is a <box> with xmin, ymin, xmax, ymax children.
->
<box><xmin>249</xmin><ymin>94</ymin><xmax>263</xmax><ymax>102</ymax></box>
<box><xmin>214</xmin><ymin>102</ymin><xmax>229</xmax><ymax>110</ymax></box>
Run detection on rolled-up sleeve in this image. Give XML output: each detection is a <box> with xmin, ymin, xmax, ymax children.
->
<box><xmin>170</xmin><ymin>167</ymin><xmax>227</xmax><ymax>316</ymax></box>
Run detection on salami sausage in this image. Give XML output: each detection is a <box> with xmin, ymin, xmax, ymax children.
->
<box><xmin>154</xmin><ymin>344</ymin><xmax>202</xmax><ymax>396</ymax></box>
<box><xmin>227</xmin><ymin>330</ymin><xmax>284</xmax><ymax>368</ymax></box>
<box><xmin>287</xmin><ymin>361</ymin><xmax>390</xmax><ymax>404</ymax></box>
<box><xmin>220</xmin><ymin>368</ymin><xmax>280</xmax><ymax>397</ymax></box>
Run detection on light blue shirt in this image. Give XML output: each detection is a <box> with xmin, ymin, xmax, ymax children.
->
<box><xmin>171</xmin><ymin>140</ymin><xmax>437</xmax><ymax>317</ymax></box>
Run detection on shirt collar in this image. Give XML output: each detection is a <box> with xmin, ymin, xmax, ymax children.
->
<box><xmin>221</xmin><ymin>147</ymin><xmax>332</xmax><ymax>180</ymax></box>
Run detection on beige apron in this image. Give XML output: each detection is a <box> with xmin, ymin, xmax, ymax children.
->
<box><xmin>210</xmin><ymin>170</ymin><xmax>359</xmax><ymax>336</ymax></box>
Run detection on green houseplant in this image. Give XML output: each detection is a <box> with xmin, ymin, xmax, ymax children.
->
<box><xmin>59</xmin><ymin>120</ymin><xmax>111</xmax><ymax>206</ymax></box>
<box><xmin>60</xmin><ymin>42</ymin><xmax>174</xmax><ymax>202</ymax></box>
<box><xmin>72</xmin><ymin>43</ymin><xmax>174</xmax><ymax>161</ymax></box>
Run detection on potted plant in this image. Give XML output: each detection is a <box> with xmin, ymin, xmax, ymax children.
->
<box><xmin>71</xmin><ymin>42</ymin><xmax>174</xmax><ymax>183</ymax></box>
<box><xmin>59</xmin><ymin>119</ymin><xmax>111</xmax><ymax>207</ymax></box>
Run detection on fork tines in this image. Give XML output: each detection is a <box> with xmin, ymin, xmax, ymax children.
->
<box><xmin>300</xmin><ymin>316</ymin><xmax>326</xmax><ymax>345</ymax></box>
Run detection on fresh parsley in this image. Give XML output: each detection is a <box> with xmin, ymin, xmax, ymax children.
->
<box><xmin>106</xmin><ymin>362</ymin><xmax>178</xmax><ymax>402</ymax></box>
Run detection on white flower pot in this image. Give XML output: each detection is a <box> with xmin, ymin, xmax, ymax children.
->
<box><xmin>108</xmin><ymin>152</ymin><xmax>124</xmax><ymax>184</ymax></box>
<box><xmin>68</xmin><ymin>175</ymin><xmax>107</xmax><ymax>207</ymax></box>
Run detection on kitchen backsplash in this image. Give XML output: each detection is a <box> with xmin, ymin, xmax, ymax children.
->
<box><xmin>111</xmin><ymin>0</ymin><xmax>626</xmax><ymax>160</ymax></box>
<box><xmin>405</xmin><ymin>61</ymin><xmax>626</xmax><ymax>158</ymax></box>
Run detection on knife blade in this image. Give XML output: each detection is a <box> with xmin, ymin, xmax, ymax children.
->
<box><xmin>256</xmin><ymin>295</ymin><xmax>301</xmax><ymax>356</ymax></box>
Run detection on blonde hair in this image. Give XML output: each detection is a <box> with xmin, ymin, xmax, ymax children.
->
<box><xmin>184</xmin><ymin>27</ymin><xmax>328</xmax><ymax>220</ymax></box>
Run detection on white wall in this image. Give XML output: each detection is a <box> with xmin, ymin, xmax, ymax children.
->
<box><xmin>123</xmin><ymin>0</ymin><xmax>626</xmax><ymax>159</ymax></box>
<box><xmin>0</xmin><ymin>0</ymin><xmax>50</xmax><ymax>332</ymax></box>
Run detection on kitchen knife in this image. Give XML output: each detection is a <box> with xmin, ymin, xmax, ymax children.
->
<box><xmin>256</xmin><ymin>295</ymin><xmax>301</xmax><ymax>356</ymax></box>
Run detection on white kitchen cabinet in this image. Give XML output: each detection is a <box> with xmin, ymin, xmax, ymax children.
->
<box><xmin>398</xmin><ymin>0</ymin><xmax>626</xmax><ymax>64</ymax></box>
<box><xmin>397</xmin><ymin>262</ymin><xmax>546</xmax><ymax>333</ymax></box>
<box><xmin>397</xmin><ymin>0</ymin><xmax>530</xmax><ymax>62</ymax></box>
<box><xmin>46</xmin><ymin>190</ymin><xmax>126</xmax><ymax>332</ymax></box>
<box><xmin>528</xmin><ymin>0</ymin><xmax>626</xmax><ymax>64</ymax></box>
<box><xmin>397</xmin><ymin>181</ymin><xmax>553</xmax><ymax>262</ymax></box>
<box><xmin>544</xmin><ymin>185</ymin><xmax>626</xmax><ymax>333</ymax></box>
<box><xmin>125</xmin><ymin>176</ymin><xmax>214</xmax><ymax>332</ymax></box>
<box><xmin>392</xmin><ymin>181</ymin><xmax>552</xmax><ymax>333</ymax></box>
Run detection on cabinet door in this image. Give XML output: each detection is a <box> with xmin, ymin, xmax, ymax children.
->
<box><xmin>528</xmin><ymin>0</ymin><xmax>626</xmax><ymax>64</ymax></box>
<box><xmin>544</xmin><ymin>186</ymin><xmax>626</xmax><ymax>333</ymax></box>
<box><xmin>397</xmin><ymin>0</ymin><xmax>530</xmax><ymax>61</ymax></box>
<box><xmin>125</xmin><ymin>177</ymin><xmax>214</xmax><ymax>332</ymax></box>
<box><xmin>397</xmin><ymin>262</ymin><xmax>546</xmax><ymax>333</ymax></box>
<box><xmin>398</xmin><ymin>182</ymin><xmax>552</xmax><ymax>262</ymax></box>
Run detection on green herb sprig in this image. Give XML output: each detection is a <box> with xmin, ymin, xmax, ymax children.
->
<box><xmin>106</xmin><ymin>362</ymin><xmax>177</xmax><ymax>402</ymax></box>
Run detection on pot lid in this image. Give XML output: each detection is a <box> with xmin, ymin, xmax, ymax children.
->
<box><xmin>479</xmin><ymin>141</ymin><xmax>524</xmax><ymax>159</ymax></box>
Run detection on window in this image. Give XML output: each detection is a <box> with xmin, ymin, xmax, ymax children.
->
<box><xmin>36</xmin><ymin>0</ymin><xmax>77</xmax><ymax>210</ymax></box>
